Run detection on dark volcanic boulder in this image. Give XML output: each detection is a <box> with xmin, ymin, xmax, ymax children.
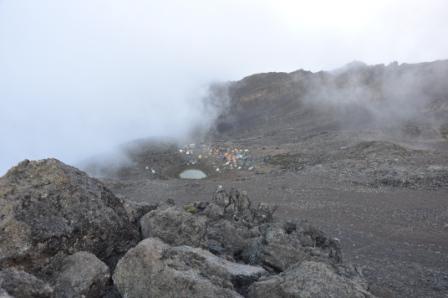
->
<box><xmin>206</xmin><ymin>216</ymin><xmax>258</xmax><ymax>256</ymax></box>
<box><xmin>0</xmin><ymin>268</ymin><xmax>53</xmax><ymax>298</ymax></box>
<box><xmin>140</xmin><ymin>205</ymin><xmax>208</xmax><ymax>247</ymax></box>
<box><xmin>248</xmin><ymin>261</ymin><xmax>373</xmax><ymax>298</ymax></box>
<box><xmin>52</xmin><ymin>251</ymin><xmax>110</xmax><ymax>298</ymax></box>
<box><xmin>113</xmin><ymin>238</ymin><xmax>267</xmax><ymax>298</ymax></box>
<box><xmin>121</xmin><ymin>199</ymin><xmax>159</xmax><ymax>224</ymax></box>
<box><xmin>0</xmin><ymin>159</ymin><xmax>139</xmax><ymax>272</ymax></box>
<box><xmin>241</xmin><ymin>222</ymin><xmax>342</xmax><ymax>272</ymax></box>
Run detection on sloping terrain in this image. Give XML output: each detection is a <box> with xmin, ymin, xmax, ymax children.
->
<box><xmin>85</xmin><ymin>60</ymin><xmax>448</xmax><ymax>297</ymax></box>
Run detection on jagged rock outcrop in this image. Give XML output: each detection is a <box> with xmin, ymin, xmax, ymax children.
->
<box><xmin>113</xmin><ymin>238</ymin><xmax>266</xmax><ymax>298</ymax></box>
<box><xmin>0</xmin><ymin>269</ymin><xmax>53</xmax><ymax>298</ymax></box>
<box><xmin>140</xmin><ymin>188</ymin><xmax>341</xmax><ymax>270</ymax></box>
<box><xmin>0</xmin><ymin>159</ymin><xmax>139</xmax><ymax>273</ymax></box>
<box><xmin>131</xmin><ymin>187</ymin><xmax>374</xmax><ymax>297</ymax></box>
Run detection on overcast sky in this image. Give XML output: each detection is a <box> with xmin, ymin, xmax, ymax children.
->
<box><xmin>1</xmin><ymin>0</ymin><xmax>447</xmax><ymax>174</ymax></box>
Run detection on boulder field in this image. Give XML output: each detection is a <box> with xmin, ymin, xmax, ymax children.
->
<box><xmin>0</xmin><ymin>159</ymin><xmax>374</xmax><ymax>297</ymax></box>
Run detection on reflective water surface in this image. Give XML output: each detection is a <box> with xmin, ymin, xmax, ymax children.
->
<box><xmin>179</xmin><ymin>169</ymin><xmax>207</xmax><ymax>179</ymax></box>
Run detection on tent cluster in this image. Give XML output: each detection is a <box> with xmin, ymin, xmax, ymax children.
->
<box><xmin>178</xmin><ymin>143</ymin><xmax>256</xmax><ymax>173</ymax></box>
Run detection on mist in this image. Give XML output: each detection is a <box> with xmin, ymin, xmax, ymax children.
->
<box><xmin>1</xmin><ymin>0</ymin><xmax>448</xmax><ymax>175</ymax></box>
<box><xmin>303</xmin><ymin>62</ymin><xmax>442</xmax><ymax>129</ymax></box>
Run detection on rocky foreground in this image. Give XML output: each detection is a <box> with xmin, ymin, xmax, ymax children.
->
<box><xmin>0</xmin><ymin>159</ymin><xmax>375</xmax><ymax>297</ymax></box>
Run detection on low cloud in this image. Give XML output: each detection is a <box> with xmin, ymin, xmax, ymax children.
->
<box><xmin>1</xmin><ymin>0</ymin><xmax>447</xmax><ymax>174</ymax></box>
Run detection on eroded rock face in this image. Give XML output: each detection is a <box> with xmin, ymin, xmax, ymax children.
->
<box><xmin>52</xmin><ymin>251</ymin><xmax>110</xmax><ymax>298</ymax></box>
<box><xmin>0</xmin><ymin>269</ymin><xmax>53</xmax><ymax>298</ymax></box>
<box><xmin>248</xmin><ymin>261</ymin><xmax>374</xmax><ymax>298</ymax></box>
<box><xmin>113</xmin><ymin>238</ymin><xmax>262</xmax><ymax>298</ymax></box>
<box><xmin>0</xmin><ymin>159</ymin><xmax>139</xmax><ymax>272</ymax></box>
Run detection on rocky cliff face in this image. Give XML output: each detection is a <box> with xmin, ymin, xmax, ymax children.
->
<box><xmin>212</xmin><ymin>60</ymin><xmax>448</xmax><ymax>140</ymax></box>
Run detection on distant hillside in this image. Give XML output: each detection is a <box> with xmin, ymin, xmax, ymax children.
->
<box><xmin>211</xmin><ymin>60</ymin><xmax>448</xmax><ymax>140</ymax></box>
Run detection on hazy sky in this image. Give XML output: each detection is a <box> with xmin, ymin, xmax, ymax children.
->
<box><xmin>1</xmin><ymin>0</ymin><xmax>447</xmax><ymax>174</ymax></box>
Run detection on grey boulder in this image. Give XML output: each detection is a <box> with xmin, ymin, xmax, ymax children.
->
<box><xmin>121</xmin><ymin>199</ymin><xmax>158</xmax><ymax>224</ymax></box>
<box><xmin>166</xmin><ymin>245</ymin><xmax>267</xmax><ymax>290</ymax></box>
<box><xmin>0</xmin><ymin>159</ymin><xmax>139</xmax><ymax>272</ymax></box>
<box><xmin>52</xmin><ymin>251</ymin><xmax>110</xmax><ymax>298</ymax></box>
<box><xmin>248</xmin><ymin>261</ymin><xmax>374</xmax><ymax>298</ymax></box>
<box><xmin>113</xmin><ymin>238</ymin><xmax>267</xmax><ymax>298</ymax></box>
<box><xmin>241</xmin><ymin>222</ymin><xmax>342</xmax><ymax>272</ymax></box>
<box><xmin>0</xmin><ymin>269</ymin><xmax>53</xmax><ymax>298</ymax></box>
<box><xmin>140</xmin><ymin>205</ymin><xmax>208</xmax><ymax>247</ymax></box>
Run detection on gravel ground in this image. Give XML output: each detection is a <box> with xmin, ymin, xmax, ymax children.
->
<box><xmin>97</xmin><ymin>134</ymin><xmax>448</xmax><ymax>298</ymax></box>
